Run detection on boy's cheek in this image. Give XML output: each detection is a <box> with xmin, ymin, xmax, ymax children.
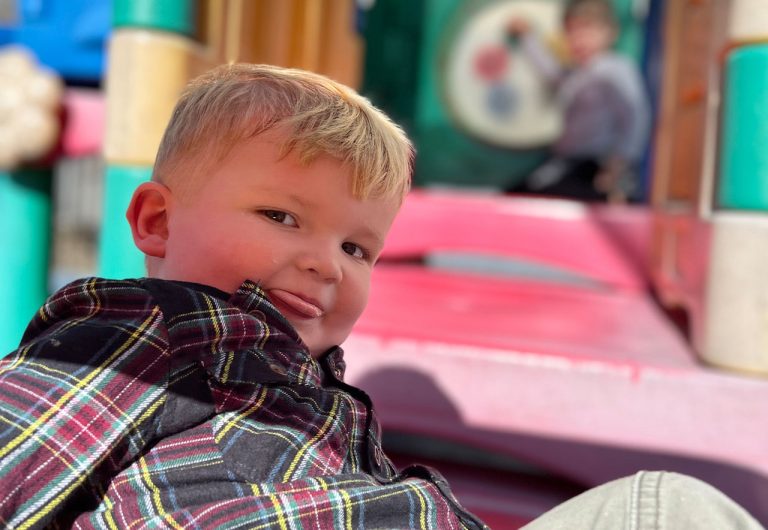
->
<box><xmin>357</xmin><ymin>276</ymin><xmax>373</xmax><ymax>313</ymax></box>
<box><xmin>340</xmin><ymin>281</ymin><xmax>371</xmax><ymax>334</ymax></box>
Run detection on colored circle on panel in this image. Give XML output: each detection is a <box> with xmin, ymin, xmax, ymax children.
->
<box><xmin>443</xmin><ymin>0</ymin><xmax>563</xmax><ymax>148</ymax></box>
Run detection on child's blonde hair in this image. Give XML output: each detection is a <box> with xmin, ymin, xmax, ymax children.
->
<box><xmin>153</xmin><ymin>63</ymin><xmax>414</xmax><ymax>203</ymax></box>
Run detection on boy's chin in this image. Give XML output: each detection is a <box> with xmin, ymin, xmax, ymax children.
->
<box><xmin>293</xmin><ymin>324</ymin><xmax>353</xmax><ymax>359</ymax></box>
<box><xmin>304</xmin><ymin>336</ymin><xmax>346</xmax><ymax>359</ymax></box>
<box><xmin>305</xmin><ymin>337</ymin><xmax>337</xmax><ymax>358</ymax></box>
<box><xmin>571</xmin><ymin>52</ymin><xmax>594</xmax><ymax>65</ymax></box>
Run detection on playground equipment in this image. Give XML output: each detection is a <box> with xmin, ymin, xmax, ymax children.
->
<box><xmin>362</xmin><ymin>0</ymin><xmax>646</xmax><ymax>190</ymax></box>
<box><xmin>344</xmin><ymin>190</ymin><xmax>768</xmax><ymax>526</ymax></box>
<box><xmin>1</xmin><ymin>0</ymin><xmax>109</xmax><ymax>353</ymax></box>
<box><xmin>2</xmin><ymin>0</ymin><xmax>768</xmax><ymax>525</ymax></box>
<box><xmin>650</xmin><ymin>0</ymin><xmax>768</xmax><ymax>374</ymax></box>
<box><xmin>0</xmin><ymin>47</ymin><xmax>63</xmax><ymax>354</ymax></box>
<box><xmin>348</xmin><ymin>0</ymin><xmax>768</xmax><ymax>525</ymax></box>
<box><xmin>360</xmin><ymin>0</ymin><xmax>768</xmax><ymax>377</ymax></box>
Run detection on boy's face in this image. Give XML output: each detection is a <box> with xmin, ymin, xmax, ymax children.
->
<box><xmin>156</xmin><ymin>134</ymin><xmax>400</xmax><ymax>356</ymax></box>
<box><xmin>564</xmin><ymin>16</ymin><xmax>615</xmax><ymax>65</ymax></box>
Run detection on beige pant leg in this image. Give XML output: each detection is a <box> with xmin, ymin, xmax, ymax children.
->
<box><xmin>522</xmin><ymin>471</ymin><xmax>765</xmax><ymax>530</ymax></box>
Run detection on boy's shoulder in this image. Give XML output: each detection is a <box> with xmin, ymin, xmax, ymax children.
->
<box><xmin>16</xmin><ymin>277</ymin><xmax>210</xmax><ymax>351</ymax></box>
<box><xmin>6</xmin><ymin>277</ymin><xmax>167</xmax><ymax>375</ymax></box>
<box><xmin>38</xmin><ymin>277</ymin><xmax>226</xmax><ymax>316</ymax></box>
<box><xmin>15</xmin><ymin>276</ymin><xmax>305</xmax><ymax>372</ymax></box>
<box><xmin>31</xmin><ymin>277</ymin><xmax>187</xmax><ymax>321</ymax></box>
<box><xmin>31</xmin><ymin>277</ymin><xmax>153</xmax><ymax>323</ymax></box>
<box><xmin>591</xmin><ymin>51</ymin><xmax>641</xmax><ymax>77</ymax></box>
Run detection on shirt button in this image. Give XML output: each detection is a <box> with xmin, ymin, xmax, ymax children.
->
<box><xmin>268</xmin><ymin>363</ymin><xmax>287</xmax><ymax>376</ymax></box>
<box><xmin>333</xmin><ymin>366</ymin><xmax>343</xmax><ymax>379</ymax></box>
<box><xmin>373</xmin><ymin>445</ymin><xmax>383</xmax><ymax>467</ymax></box>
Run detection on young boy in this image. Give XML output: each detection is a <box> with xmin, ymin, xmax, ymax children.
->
<box><xmin>508</xmin><ymin>0</ymin><xmax>650</xmax><ymax>202</ymax></box>
<box><xmin>0</xmin><ymin>64</ymin><xmax>485</xmax><ymax>529</ymax></box>
<box><xmin>1</xmin><ymin>63</ymin><xmax>763</xmax><ymax>530</ymax></box>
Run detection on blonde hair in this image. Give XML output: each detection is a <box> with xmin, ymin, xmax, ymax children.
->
<box><xmin>153</xmin><ymin>63</ymin><xmax>413</xmax><ymax>203</ymax></box>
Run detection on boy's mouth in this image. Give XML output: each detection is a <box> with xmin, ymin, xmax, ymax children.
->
<box><xmin>268</xmin><ymin>289</ymin><xmax>324</xmax><ymax>319</ymax></box>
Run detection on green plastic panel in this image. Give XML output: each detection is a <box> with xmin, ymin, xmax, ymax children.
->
<box><xmin>98</xmin><ymin>165</ymin><xmax>150</xmax><ymax>279</ymax></box>
<box><xmin>612</xmin><ymin>0</ymin><xmax>644</xmax><ymax>61</ymax></box>
<box><xmin>414</xmin><ymin>0</ymin><xmax>542</xmax><ymax>188</ymax></box>
<box><xmin>362</xmin><ymin>0</ymin><xmax>426</xmax><ymax>134</ymax></box>
<box><xmin>718</xmin><ymin>45</ymin><xmax>768</xmax><ymax>210</ymax></box>
<box><xmin>0</xmin><ymin>169</ymin><xmax>52</xmax><ymax>355</ymax></box>
<box><xmin>113</xmin><ymin>0</ymin><xmax>198</xmax><ymax>36</ymax></box>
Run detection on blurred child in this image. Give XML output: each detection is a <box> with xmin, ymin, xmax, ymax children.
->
<box><xmin>509</xmin><ymin>0</ymin><xmax>650</xmax><ymax>202</ymax></box>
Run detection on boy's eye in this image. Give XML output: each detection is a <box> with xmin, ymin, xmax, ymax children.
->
<box><xmin>261</xmin><ymin>210</ymin><xmax>297</xmax><ymax>226</ymax></box>
<box><xmin>341</xmin><ymin>242</ymin><xmax>366</xmax><ymax>260</ymax></box>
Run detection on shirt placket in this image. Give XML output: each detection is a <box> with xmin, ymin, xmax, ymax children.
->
<box><xmin>320</xmin><ymin>347</ymin><xmax>396</xmax><ymax>480</ymax></box>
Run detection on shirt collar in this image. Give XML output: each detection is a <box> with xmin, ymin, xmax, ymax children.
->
<box><xmin>172</xmin><ymin>279</ymin><xmax>344</xmax><ymax>388</ymax></box>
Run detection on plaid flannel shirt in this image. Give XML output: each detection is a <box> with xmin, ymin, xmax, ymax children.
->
<box><xmin>0</xmin><ymin>278</ymin><xmax>486</xmax><ymax>529</ymax></box>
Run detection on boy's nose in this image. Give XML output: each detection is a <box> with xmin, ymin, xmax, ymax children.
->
<box><xmin>298</xmin><ymin>246</ymin><xmax>342</xmax><ymax>283</ymax></box>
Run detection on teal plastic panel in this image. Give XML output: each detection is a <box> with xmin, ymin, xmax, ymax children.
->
<box><xmin>0</xmin><ymin>169</ymin><xmax>52</xmax><ymax>355</ymax></box>
<box><xmin>410</xmin><ymin>0</ymin><xmax>543</xmax><ymax>188</ymax></box>
<box><xmin>113</xmin><ymin>0</ymin><xmax>198</xmax><ymax>36</ymax></box>
<box><xmin>98</xmin><ymin>165</ymin><xmax>150</xmax><ymax>279</ymax></box>
<box><xmin>718</xmin><ymin>45</ymin><xmax>768</xmax><ymax>210</ymax></box>
<box><xmin>612</xmin><ymin>0</ymin><xmax>644</xmax><ymax>61</ymax></box>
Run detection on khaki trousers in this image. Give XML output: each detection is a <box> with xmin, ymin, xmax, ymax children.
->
<box><xmin>523</xmin><ymin>471</ymin><xmax>765</xmax><ymax>530</ymax></box>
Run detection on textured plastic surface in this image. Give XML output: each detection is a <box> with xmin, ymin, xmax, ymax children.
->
<box><xmin>113</xmin><ymin>0</ymin><xmax>197</xmax><ymax>36</ymax></box>
<box><xmin>344</xmin><ymin>190</ymin><xmax>768</xmax><ymax>525</ymax></box>
<box><xmin>98</xmin><ymin>165</ymin><xmax>149</xmax><ymax>279</ymax></box>
<box><xmin>0</xmin><ymin>169</ymin><xmax>51</xmax><ymax>356</ymax></box>
<box><xmin>380</xmin><ymin>190</ymin><xmax>647</xmax><ymax>290</ymax></box>
<box><xmin>719</xmin><ymin>45</ymin><xmax>768</xmax><ymax>210</ymax></box>
<box><xmin>704</xmin><ymin>213</ymin><xmax>768</xmax><ymax>374</ymax></box>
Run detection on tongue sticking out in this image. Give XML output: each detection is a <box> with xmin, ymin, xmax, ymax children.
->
<box><xmin>268</xmin><ymin>289</ymin><xmax>323</xmax><ymax>318</ymax></box>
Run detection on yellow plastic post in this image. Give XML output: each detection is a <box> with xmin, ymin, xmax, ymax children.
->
<box><xmin>104</xmin><ymin>29</ymin><xmax>214</xmax><ymax>166</ymax></box>
<box><xmin>100</xmin><ymin>26</ymin><xmax>215</xmax><ymax>278</ymax></box>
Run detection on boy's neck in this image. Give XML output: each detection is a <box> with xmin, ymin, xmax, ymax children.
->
<box><xmin>576</xmin><ymin>48</ymin><xmax>610</xmax><ymax>67</ymax></box>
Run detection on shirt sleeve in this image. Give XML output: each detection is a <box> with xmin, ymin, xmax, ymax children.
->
<box><xmin>518</xmin><ymin>30</ymin><xmax>565</xmax><ymax>85</ymax></box>
<box><xmin>601</xmin><ymin>61</ymin><xmax>651</xmax><ymax>163</ymax></box>
<box><xmin>0</xmin><ymin>278</ymin><xmax>170</xmax><ymax>529</ymax></box>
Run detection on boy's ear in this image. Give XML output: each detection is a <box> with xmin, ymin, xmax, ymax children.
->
<box><xmin>126</xmin><ymin>181</ymin><xmax>173</xmax><ymax>258</ymax></box>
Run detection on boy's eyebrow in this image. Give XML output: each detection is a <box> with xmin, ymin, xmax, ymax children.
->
<box><xmin>285</xmin><ymin>193</ymin><xmax>310</xmax><ymax>208</ymax></box>
<box><xmin>356</xmin><ymin>224</ymin><xmax>388</xmax><ymax>248</ymax></box>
